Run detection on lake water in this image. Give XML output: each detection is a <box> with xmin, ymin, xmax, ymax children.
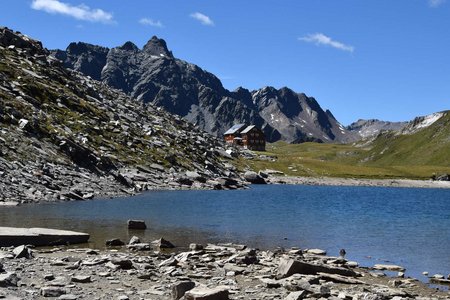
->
<box><xmin>1</xmin><ymin>184</ymin><xmax>449</xmax><ymax>282</ymax></box>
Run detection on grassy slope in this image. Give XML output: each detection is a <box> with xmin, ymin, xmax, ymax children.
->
<box><xmin>240</xmin><ymin>112</ymin><xmax>450</xmax><ymax>179</ymax></box>
<box><xmin>361</xmin><ymin>112</ymin><xmax>450</xmax><ymax>166</ymax></box>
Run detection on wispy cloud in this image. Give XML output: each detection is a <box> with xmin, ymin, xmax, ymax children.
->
<box><xmin>299</xmin><ymin>33</ymin><xmax>354</xmax><ymax>53</ymax></box>
<box><xmin>190</xmin><ymin>12</ymin><xmax>214</xmax><ymax>26</ymax></box>
<box><xmin>139</xmin><ymin>18</ymin><xmax>163</xmax><ymax>28</ymax></box>
<box><xmin>31</xmin><ymin>0</ymin><xmax>114</xmax><ymax>23</ymax></box>
<box><xmin>428</xmin><ymin>0</ymin><xmax>446</xmax><ymax>7</ymax></box>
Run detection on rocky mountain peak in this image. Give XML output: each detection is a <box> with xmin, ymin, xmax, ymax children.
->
<box><xmin>0</xmin><ymin>27</ymin><xmax>44</xmax><ymax>54</ymax></box>
<box><xmin>232</xmin><ymin>87</ymin><xmax>254</xmax><ymax>108</ymax></box>
<box><xmin>119</xmin><ymin>41</ymin><xmax>139</xmax><ymax>52</ymax></box>
<box><xmin>143</xmin><ymin>35</ymin><xmax>172</xmax><ymax>58</ymax></box>
<box><xmin>66</xmin><ymin>42</ymin><xmax>108</xmax><ymax>56</ymax></box>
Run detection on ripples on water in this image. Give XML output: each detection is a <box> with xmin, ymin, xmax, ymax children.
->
<box><xmin>1</xmin><ymin>184</ymin><xmax>449</xmax><ymax>281</ymax></box>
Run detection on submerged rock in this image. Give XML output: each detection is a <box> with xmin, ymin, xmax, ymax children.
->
<box><xmin>106</xmin><ymin>238</ymin><xmax>125</xmax><ymax>246</ymax></box>
<box><xmin>127</xmin><ymin>220</ymin><xmax>147</xmax><ymax>230</ymax></box>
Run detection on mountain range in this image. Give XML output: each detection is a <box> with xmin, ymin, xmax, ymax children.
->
<box><xmin>52</xmin><ymin>36</ymin><xmax>358</xmax><ymax>143</ymax></box>
<box><xmin>0</xmin><ymin>25</ymin><xmax>447</xmax><ymax>205</ymax></box>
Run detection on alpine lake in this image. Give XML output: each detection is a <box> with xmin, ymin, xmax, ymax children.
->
<box><xmin>1</xmin><ymin>184</ymin><xmax>449</xmax><ymax>284</ymax></box>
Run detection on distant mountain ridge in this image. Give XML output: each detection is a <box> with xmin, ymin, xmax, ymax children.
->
<box><xmin>52</xmin><ymin>36</ymin><xmax>356</xmax><ymax>143</ymax></box>
<box><xmin>358</xmin><ymin>111</ymin><xmax>450</xmax><ymax>166</ymax></box>
<box><xmin>346</xmin><ymin>119</ymin><xmax>408</xmax><ymax>139</ymax></box>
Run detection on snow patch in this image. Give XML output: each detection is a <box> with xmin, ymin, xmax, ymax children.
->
<box><xmin>101</xmin><ymin>62</ymin><xmax>109</xmax><ymax>73</ymax></box>
<box><xmin>415</xmin><ymin>112</ymin><xmax>444</xmax><ymax>129</ymax></box>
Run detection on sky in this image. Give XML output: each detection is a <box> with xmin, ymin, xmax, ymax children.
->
<box><xmin>1</xmin><ymin>0</ymin><xmax>450</xmax><ymax>125</ymax></box>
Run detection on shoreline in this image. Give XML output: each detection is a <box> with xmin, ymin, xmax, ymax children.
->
<box><xmin>267</xmin><ymin>175</ymin><xmax>450</xmax><ymax>189</ymax></box>
<box><xmin>2</xmin><ymin>173</ymin><xmax>449</xmax><ymax>207</ymax></box>
<box><xmin>0</xmin><ymin>242</ymin><xmax>449</xmax><ymax>299</ymax></box>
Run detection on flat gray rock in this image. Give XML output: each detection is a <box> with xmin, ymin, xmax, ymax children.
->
<box><xmin>373</xmin><ymin>264</ymin><xmax>405</xmax><ymax>272</ymax></box>
<box><xmin>185</xmin><ymin>286</ymin><xmax>229</xmax><ymax>300</ymax></box>
<box><xmin>0</xmin><ymin>227</ymin><xmax>89</xmax><ymax>247</ymax></box>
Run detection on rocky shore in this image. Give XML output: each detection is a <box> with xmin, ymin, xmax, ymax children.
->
<box><xmin>267</xmin><ymin>175</ymin><xmax>450</xmax><ymax>190</ymax></box>
<box><xmin>0</xmin><ymin>240</ymin><xmax>449</xmax><ymax>300</ymax></box>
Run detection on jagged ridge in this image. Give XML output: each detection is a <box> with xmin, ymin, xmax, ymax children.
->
<box><xmin>52</xmin><ymin>36</ymin><xmax>355</xmax><ymax>143</ymax></box>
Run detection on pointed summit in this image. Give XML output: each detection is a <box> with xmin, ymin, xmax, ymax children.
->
<box><xmin>119</xmin><ymin>41</ymin><xmax>138</xmax><ymax>52</ymax></box>
<box><xmin>143</xmin><ymin>36</ymin><xmax>173</xmax><ymax>58</ymax></box>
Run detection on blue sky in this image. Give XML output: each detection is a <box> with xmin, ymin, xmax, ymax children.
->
<box><xmin>1</xmin><ymin>0</ymin><xmax>449</xmax><ymax>125</ymax></box>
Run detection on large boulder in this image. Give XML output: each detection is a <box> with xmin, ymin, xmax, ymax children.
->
<box><xmin>13</xmin><ymin>245</ymin><xmax>33</xmax><ymax>259</ymax></box>
<box><xmin>109</xmin><ymin>257</ymin><xmax>133</xmax><ymax>270</ymax></box>
<box><xmin>172</xmin><ymin>281</ymin><xmax>196</xmax><ymax>300</ymax></box>
<box><xmin>128</xmin><ymin>236</ymin><xmax>141</xmax><ymax>245</ymax></box>
<box><xmin>277</xmin><ymin>258</ymin><xmax>357</xmax><ymax>279</ymax></box>
<box><xmin>185</xmin><ymin>171</ymin><xmax>206</xmax><ymax>183</ymax></box>
<box><xmin>0</xmin><ymin>272</ymin><xmax>19</xmax><ymax>287</ymax></box>
<box><xmin>185</xmin><ymin>286</ymin><xmax>229</xmax><ymax>300</ymax></box>
<box><xmin>434</xmin><ymin>173</ymin><xmax>450</xmax><ymax>181</ymax></box>
<box><xmin>40</xmin><ymin>286</ymin><xmax>66</xmax><ymax>297</ymax></box>
<box><xmin>243</xmin><ymin>171</ymin><xmax>266</xmax><ymax>184</ymax></box>
<box><xmin>152</xmin><ymin>237</ymin><xmax>175</xmax><ymax>249</ymax></box>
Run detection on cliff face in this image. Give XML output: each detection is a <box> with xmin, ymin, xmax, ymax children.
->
<box><xmin>0</xmin><ymin>27</ymin><xmax>244</xmax><ymax>204</ymax></box>
<box><xmin>53</xmin><ymin>36</ymin><xmax>356</xmax><ymax>143</ymax></box>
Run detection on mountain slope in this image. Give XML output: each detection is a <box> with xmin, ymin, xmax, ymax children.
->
<box><xmin>0</xmin><ymin>27</ymin><xmax>243</xmax><ymax>204</ymax></box>
<box><xmin>236</xmin><ymin>111</ymin><xmax>450</xmax><ymax>180</ymax></box>
<box><xmin>358</xmin><ymin>111</ymin><xmax>450</xmax><ymax>166</ymax></box>
<box><xmin>52</xmin><ymin>37</ymin><xmax>355</xmax><ymax>143</ymax></box>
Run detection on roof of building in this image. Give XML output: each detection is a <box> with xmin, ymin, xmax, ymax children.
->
<box><xmin>241</xmin><ymin>125</ymin><xmax>257</xmax><ymax>134</ymax></box>
<box><xmin>224</xmin><ymin>123</ymin><xmax>247</xmax><ymax>135</ymax></box>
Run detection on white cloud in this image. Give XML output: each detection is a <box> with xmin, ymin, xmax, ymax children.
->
<box><xmin>429</xmin><ymin>0</ymin><xmax>446</xmax><ymax>7</ymax></box>
<box><xmin>299</xmin><ymin>33</ymin><xmax>354</xmax><ymax>53</ymax></box>
<box><xmin>139</xmin><ymin>18</ymin><xmax>163</xmax><ymax>28</ymax></box>
<box><xmin>190</xmin><ymin>12</ymin><xmax>214</xmax><ymax>26</ymax></box>
<box><xmin>31</xmin><ymin>0</ymin><xmax>114</xmax><ymax>23</ymax></box>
